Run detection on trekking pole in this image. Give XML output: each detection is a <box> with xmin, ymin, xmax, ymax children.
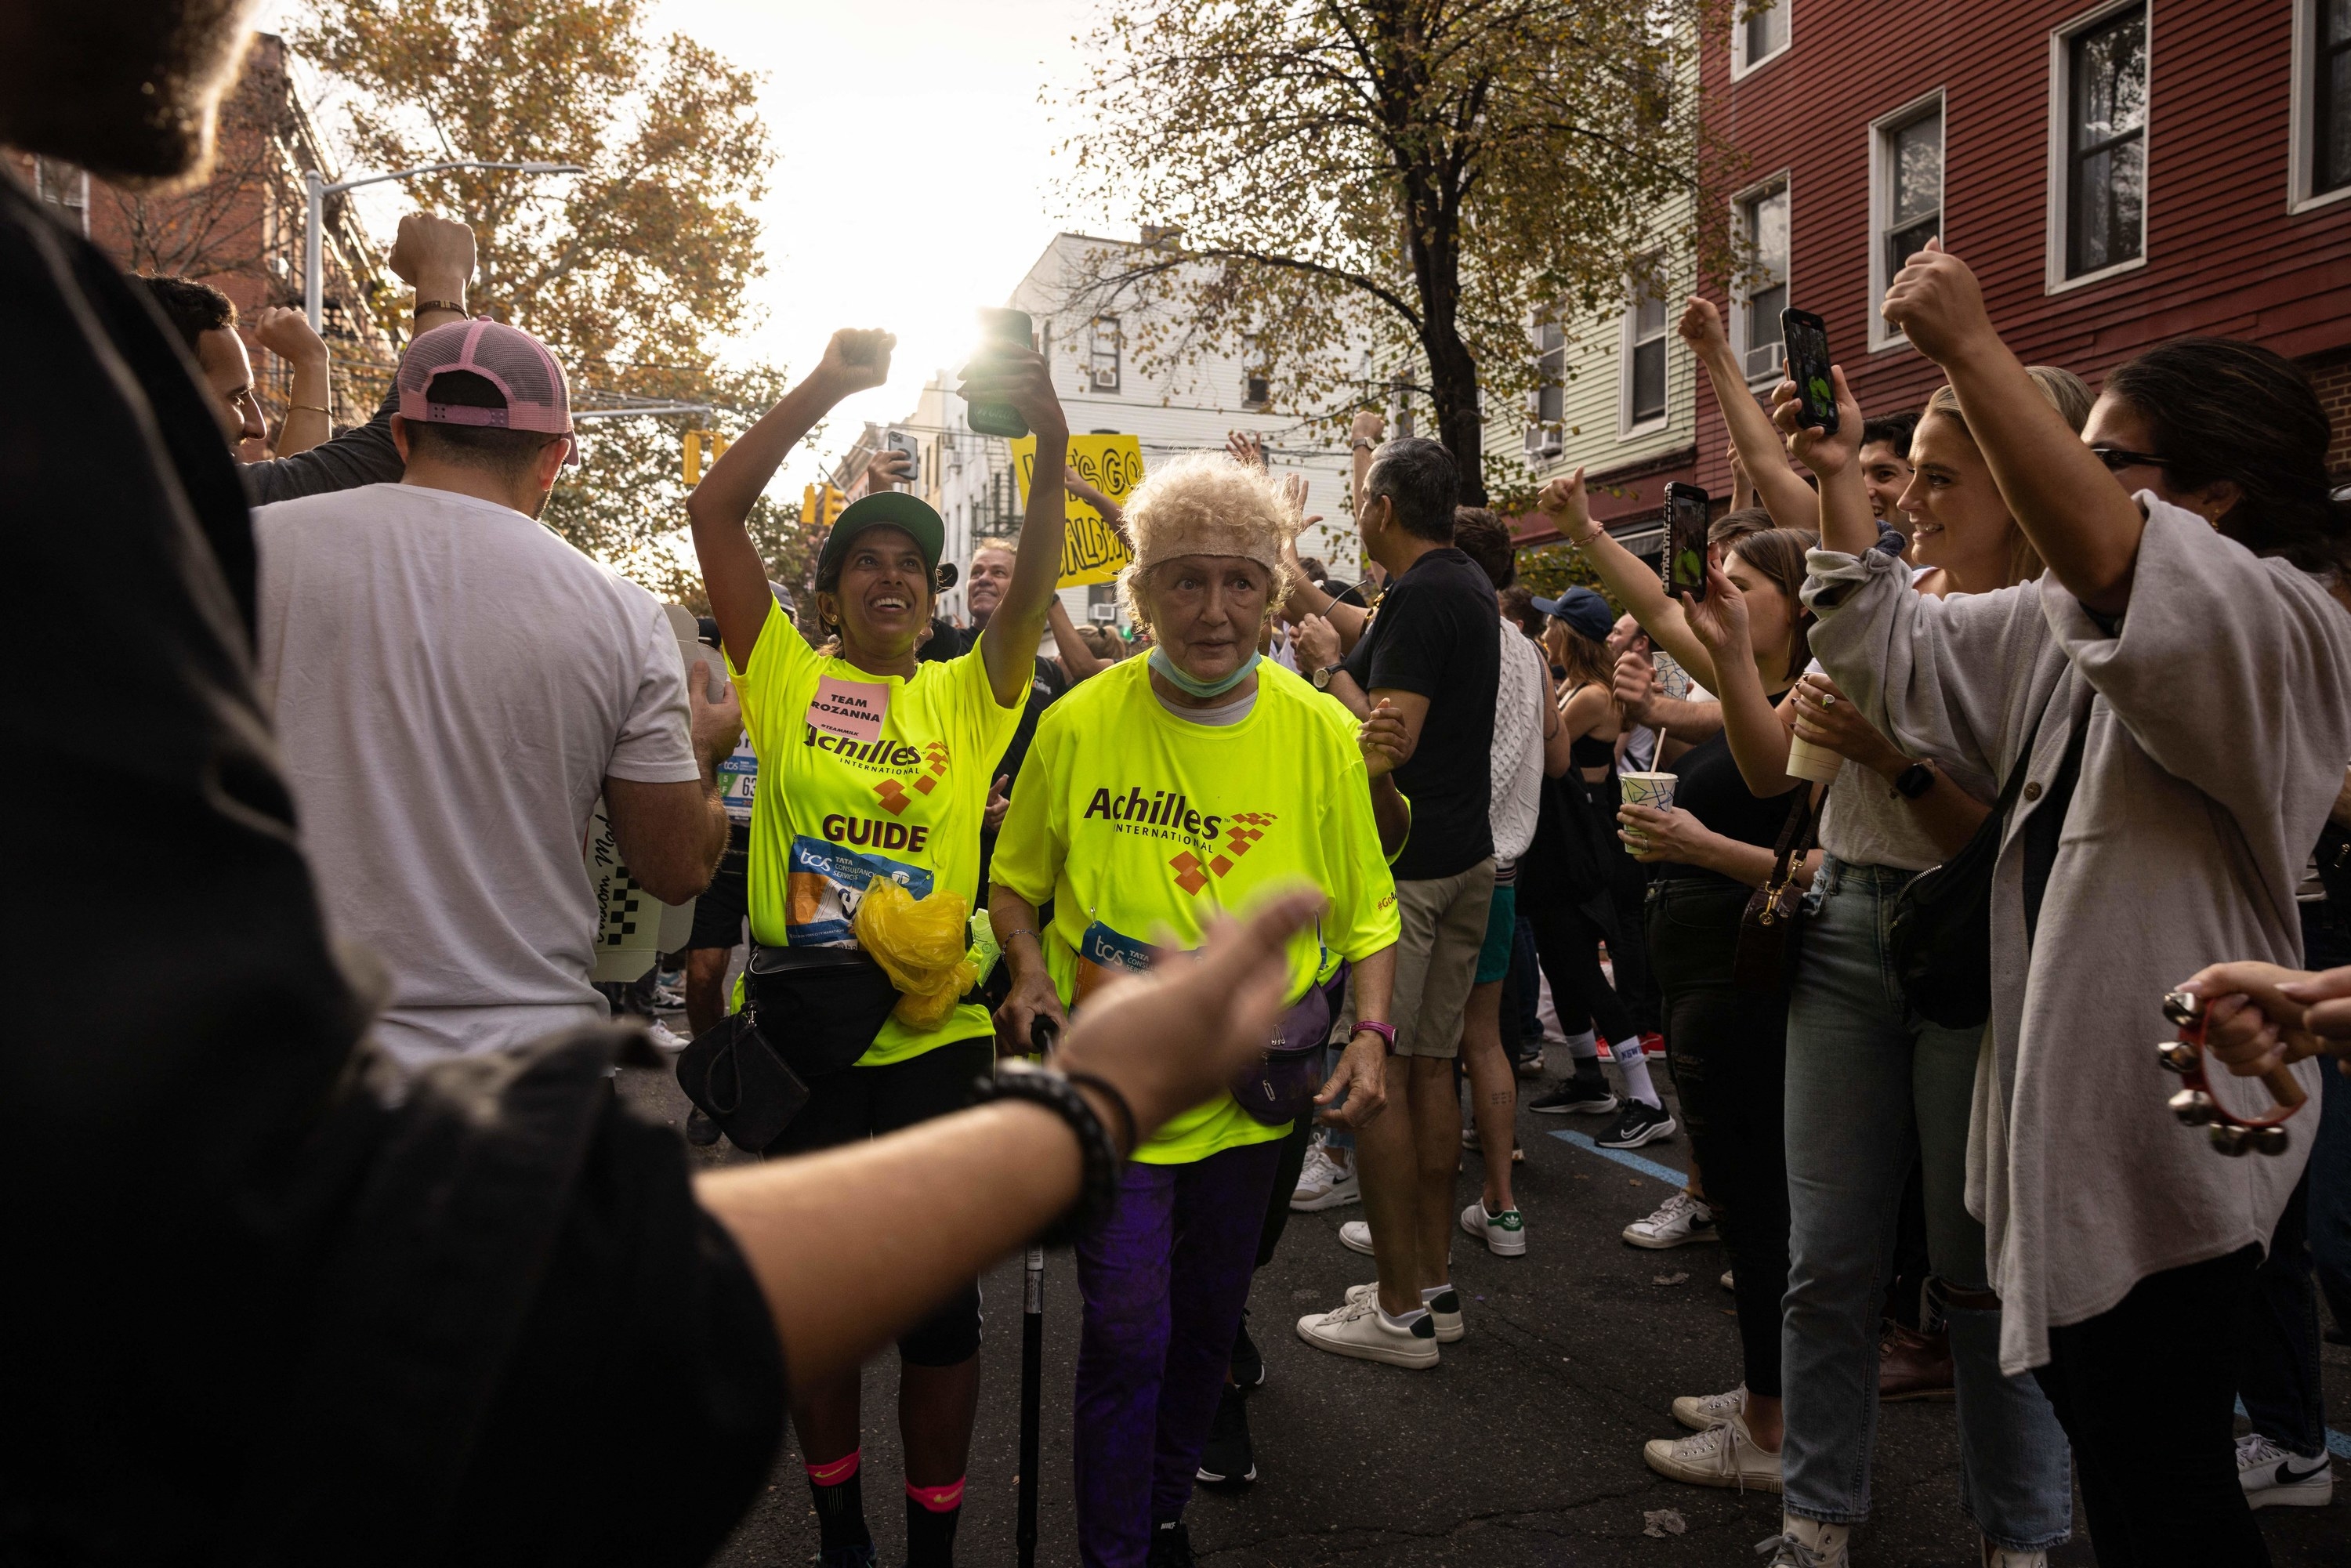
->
<box><xmin>1016</xmin><ymin>1015</ymin><xmax>1059</xmax><ymax>1568</ymax></box>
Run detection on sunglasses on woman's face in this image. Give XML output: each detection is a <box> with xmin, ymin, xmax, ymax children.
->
<box><xmin>2088</xmin><ymin>445</ymin><xmax>2168</xmax><ymax>473</ymax></box>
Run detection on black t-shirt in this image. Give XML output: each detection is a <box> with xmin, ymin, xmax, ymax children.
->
<box><xmin>1657</xmin><ymin>727</ymin><xmax>1795</xmax><ymax>882</ymax></box>
<box><xmin>1342</xmin><ymin>547</ymin><xmax>1501</xmax><ymax>881</ymax></box>
<box><xmin>0</xmin><ymin>169</ymin><xmax>781</xmax><ymax>1559</ymax></box>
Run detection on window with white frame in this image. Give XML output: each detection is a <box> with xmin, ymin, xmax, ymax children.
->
<box><xmin>1625</xmin><ymin>260</ymin><xmax>1669</xmax><ymax>429</ymax></box>
<box><xmin>1088</xmin><ymin>317</ymin><xmax>1121</xmax><ymax>392</ymax></box>
<box><xmin>1736</xmin><ymin>185</ymin><xmax>1789</xmax><ymax>382</ymax></box>
<box><xmin>1872</xmin><ymin>98</ymin><xmax>1943</xmax><ymax>344</ymax></box>
<box><xmin>2055</xmin><ymin>3</ymin><xmax>2148</xmax><ymax>282</ymax></box>
<box><xmin>2310</xmin><ymin>0</ymin><xmax>2351</xmax><ymax>199</ymax></box>
<box><xmin>1241</xmin><ymin>334</ymin><xmax>1272</xmax><ymax>409</ymax></box>
<box><xmin>1733</xmin><ymin>0</ymin><xmax>1790</xmax><ymax>76</ymax></box>
<box><xmin>1524</xmin><ymin>316</ymin><xmax>1566</xmax><ymax>461</ymax></box>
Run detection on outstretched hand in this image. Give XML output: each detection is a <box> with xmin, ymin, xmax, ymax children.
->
<box><xmin>818</xmin><ymin>328</ymin><xmax>897</xmax><ymax>400</ymax></box>
<box><xmin>1772</xmin><ymin>364</ymin><xmax>1864</xmax><ymax>478</ymax></box>
<box><xmin>1226</xmin><ymin>429</ymin><xmax>1267</xmax><ymax>471</ymax></box>
<box><xmin>388</xmin><ymin>212</ymin><xmax>476</xmax><ymax>296</ymax></box>
<box><xmin>1534</xmin><ymin>467</ymin><xmax>1596</xmax><ymax>542</ymax></box>
<box><xmin>1879</xmin><ymin>239</ymin><xmax>1994</xmax><ymax>366</ymax></box>
<box><xmin>1678</xmin><ymin>563</ymin><xmax>1748</xmax><ymax>660</ymax></box>
<box><xmin>1052</xmin><ymin>888</ymin><xmax>1328</xmax><ymax>1139</ymax></box>
<box><xmin>1676</xmin><ymin>295</ymin><xmax>1730</xmax><ymax>356</ymax></box>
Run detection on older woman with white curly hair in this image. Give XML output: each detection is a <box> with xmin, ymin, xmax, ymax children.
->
<box><xmin>990</xmin><ymin>451</ymin><xmax>1406</xmax><ymax>1567</ymax></box>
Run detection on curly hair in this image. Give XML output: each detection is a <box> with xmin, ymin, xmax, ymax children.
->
<box><xmin>1118</xmin><ymin>451</ymin><xmax>1300</xmax><ymax>632</ymax></box>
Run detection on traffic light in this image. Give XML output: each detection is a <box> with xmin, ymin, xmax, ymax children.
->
<box><xmin>682</xmin><ymin>429</ymin><xmax>729</xmax><ymax>485</ymax></box>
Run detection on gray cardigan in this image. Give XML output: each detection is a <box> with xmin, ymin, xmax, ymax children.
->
<box><xmin>1805</xmin><ymin>498</ymin><xmax>2351</xmax><ymax>1374</ymax></box>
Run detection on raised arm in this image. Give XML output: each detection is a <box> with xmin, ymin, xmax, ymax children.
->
<box><xmin>967</xmin><ymin>349</ymin><xmax>1069</xmax><ymax>706</ymax></box>
<box><xmin>252</xmin><ymin>307</ymin><xmax>331</xmax><ymax>457</ymax></box>
<box><xmin>689</xmin><ymin>328</ymin><xmax>893</xmax><ymax>669</ymax></box>
<box><xmin>1881</xmin><ymin>241</ymin><xmax>2141</xmax><ymax>614</ymax></box>
<box><xmin>1773</xmin><ymin>366</ymin><xmax>1875</xmax><ymax>556</ymax></box>
<box><xmin>1679</xmin><ymin>561</ymin><xmax>1802</xmax><ymax>798</ymax></box>
<box><xmin>1534</xmin><ymin>468</ymin><xmax>1719</xmax><ymax>693</ymax></box>
<box><xmin>1679</xmin><ymin>297</ymin><xmax>1817</xmax><ymax>532</ymax></box>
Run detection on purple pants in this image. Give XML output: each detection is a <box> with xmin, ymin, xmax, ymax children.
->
<box><xmin>1073</xmin><ymin>1138</ymin><xmax>1283</xmax><ymax>1568</ymax></box>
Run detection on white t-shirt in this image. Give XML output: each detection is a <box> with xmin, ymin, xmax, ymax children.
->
<box><xmin>255</xmin><ymin>483</ymin><xmax>700</xmax><ymax>1071</ymax></box>
<box><xmin>1489</xmin><ymin>622</ymin><xmax>1546</xmax><ymax>865</ymax></box>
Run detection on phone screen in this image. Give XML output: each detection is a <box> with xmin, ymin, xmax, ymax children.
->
<box><xmin>965</xmin><ymin>309</ymin><xmax>1035</xmax><ymax>439</ymax></box>
<box><xmin>1667</xmin><ymin>485</ymin><xmax>1709</xmax><ymax>600</ymax></box>
<box><xmin>1781</xmin><ymin>310</ymin><xmax>1838</xmax><ymax>433</ymax></box>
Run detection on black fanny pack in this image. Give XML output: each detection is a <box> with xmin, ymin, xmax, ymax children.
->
<box><xmin>675</xmin><ymin>944</ymin><xmax>903</xmax><ymax>1153</ymax></box>
<box><xmin>1228</xmin><ymin>959</ymin><xmax>1351</xmax><ymax>1127</ymax></box>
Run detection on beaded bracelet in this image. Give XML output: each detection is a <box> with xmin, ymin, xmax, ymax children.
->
<box><xmin>971</xmin><ymin>1061</ymin><xmax>1125</xmax><ymax>1243</ymax></box>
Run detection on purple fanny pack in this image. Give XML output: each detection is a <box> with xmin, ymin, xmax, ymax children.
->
<box><xmin>1229</xmin><ymin>959</ymin><xmax>1351</xmax><ymax>1127</ymax></box>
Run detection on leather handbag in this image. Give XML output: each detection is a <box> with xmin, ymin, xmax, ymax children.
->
<box><xmin>675</xmin><ymin>1011</ymin><xmax>810</xmax><ymax>1154</ymax></box>
<box><xmin>1230</xmin><ymin>959</ymin><xmax>1352</xmax><ymax>1126</ymax></box>
<box><xmin>673</xmin><ymin>943</ymin><xmax>903</xmax><ymax>1151</ymax></box>
<box><xmin>1733</xmin><ymin>787</ymin><xmax>1820</xmax><ymax>994</ymax></box>
<box><xmin>1886</xmin><ymin>704</ymin><xmax>2075</xmax><ymax>1028</ymax></box>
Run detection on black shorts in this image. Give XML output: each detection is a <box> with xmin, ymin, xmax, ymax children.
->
<box><xmin>686</xmin><ymin>820</ymin><xmax>752</xmax><ymax>952</ymax></box>
<box><xmin>766</xmin><ymin>1037</ymin><xmax>995</xmax><ymax>1364</ymax></box>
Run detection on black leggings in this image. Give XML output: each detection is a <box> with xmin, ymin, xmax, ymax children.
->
<box><xmin>769</xmin><ymin>1037</ymin><xmax>995</xmax><ymax>1365</ymax></box>
<box><xmin>1647</xmin><ymin>878</ymin><xmax>1790</xmax><ymax>1398</ymax></box>
<box><xmin>1519</xmin><ymin>881</ymin><xmax>1638</xmax><ymax>1047</ymax></box>
<box><xmin>2034</xmin><ymin>1247</ymin><xmax>2269</xmax><ymax>1568</ymax></box>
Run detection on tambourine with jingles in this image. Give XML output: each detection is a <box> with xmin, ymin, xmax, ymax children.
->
<box><xmin>2157</xmin><ymin>990</ymin><xmax>2308</xmax><ymax>1156</ymax></box>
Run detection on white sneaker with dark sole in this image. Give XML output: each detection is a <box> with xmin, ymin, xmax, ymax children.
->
<box><xmin>1346</xmin><ymin>1280</ymin><xmax>1464</xmax><ymax>1342</ymax></box>
<box><xmin>2237</xmin><ymin>1432</ymin><xmax>2335</xmax><ymax>1508</ymax></box>
<box><xmin>1296</xmin><ymin>1293</ymin><xmax>1440</xmax><ymax>1367</ymax></box>
<box><xmin>1672</xmin><ymin>1385</ymin><xmax>1747</xmax><ymax>1432</ymax></box>
<box><xmin>1641</xmin><ymin>1412</ymin><xmax>1782</xmax><ymax>1492</ymax></box>
<box><xmin>1339</xmin><ymin>1219</ymin><xmax>1375</xmax><ymax>1256</ymax></box>
<box><xmin>1460</xmin><ymin>1200</ymin><xmax>1527</xmax><ymax>1256</ymax></box>
<box><xmin>1623</xmin><ymin>1190</ymin><xmax>1716</xmax><ymax>1249</ymax></box>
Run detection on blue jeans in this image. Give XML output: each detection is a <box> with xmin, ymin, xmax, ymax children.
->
<box><xmin>1780</xmin><ymin>857</ymin><xmax>2072</xmax><ymax>1549</ymax></box>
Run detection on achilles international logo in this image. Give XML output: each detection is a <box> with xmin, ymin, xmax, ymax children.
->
<box><xmin>1168</xmin><ymin>809</ymin><xmax>1277</xmax><ymax>896</ymax></box>
<box><xmin>916</xmin><ymin>740</ymin><xmax>951</xmax><ymax>795</ymax></box>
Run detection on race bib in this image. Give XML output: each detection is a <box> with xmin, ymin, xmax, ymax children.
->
<box><xmin>1073</xmin><ymin>919</ymin><xmax>1154</xmax><ymax>1006</ymax></box>
<box><xmin>810</xmin><ymin>675</ymin><xmax>889</xmax><ymax>744</ymax></box>
<box><xmin>786</xmin><ymin>835</ymin><xmax>934</xmax><ymax>947</ymax></box>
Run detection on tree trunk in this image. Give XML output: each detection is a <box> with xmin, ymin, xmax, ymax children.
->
<box><xmin>1422</xmin><ymin>327</ymin><xmax>1484</xmax><ymax>505</ymax></box>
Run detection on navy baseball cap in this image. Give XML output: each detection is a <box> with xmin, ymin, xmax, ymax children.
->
<box><xmin>1532</xmin><ymin>587</ymin><xmax>1614</xmax><ymax>643</ymax></box>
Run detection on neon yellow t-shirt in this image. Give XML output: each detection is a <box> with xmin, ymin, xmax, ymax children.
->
<box><xmin>730</xmin><ymin>601</ymin><xmax>1022</xmax><ymax>1066</ymax></box>
<box><xmin>991</xmin><ymin>657</ymin><xmax>1403</xmax><ymax>1164</ymax></box>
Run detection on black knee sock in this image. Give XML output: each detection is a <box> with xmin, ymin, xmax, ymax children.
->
<box><xmin>904</xmin><ymin>1478</ymin><xmax>965</xmax><ymax>1568</ymax></box>
<box><xmin>806</xmin><ymin>1451</ymin><xmax>871</xmax><ymax>1556</ymax></box>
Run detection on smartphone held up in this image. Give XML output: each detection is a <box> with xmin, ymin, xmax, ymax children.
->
<box><xmin>1665</xmin><ymin>482</ymin><xmax>1710</xmax><ymax>603</ymax></box>
<box><xmin>1780</xmin><ymin>308</ymin><xmax>1838</xmax><ymax>435</ymax></box>
<box><xmin>962</xmin><ymin>307</ymin><xmax>1035</xmax><ymax>440</ymax></box>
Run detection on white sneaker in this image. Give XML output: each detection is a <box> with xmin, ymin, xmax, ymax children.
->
<box><xmin>1642</xmin><ymin>1412</ymin><xmax>1782</xmax><ymax>1492</ymax></box>
<box><xmin>1672</xmin><ymin>1385</ymin><xmax>1747</xmax><ymax>1432</ymax></box>
<box><xmin>2236</xmin><ymin>1431</ymin><xmax>2335</xmax><ymax>1508</ymax></box>
<box><xmin>642</xmin><ymin>1020</ymin><xmax>691</xmax><ymax>1055</ymax></box>
<box><xmin>1295</xmin><ymin>1292</ymin><xmax>1440</xmax><ymax>1368</ymax></box>
<box><xmin>1459</xmin><ymin>1199</ymin><xmax>1527</xmax><ymax>1256</ymax></box>
<box><xmin>1339</xmin><ymin>1219</ymin><xmax>1375</xmax><ymax>1256</ymax></box>
<box><xmin>1290</xmin><ymin>1145</ymin><xmax>1360</xmax><ymax>1211</ymax></box>
<box><xmin>1757</xmin><ymin>1515</ymin><xmax>1849</xmax><ymax>1568</ymax></box>
<box><xmin>1346</xmin><ymin>1280</ymin><xmax>1464</xmax><ymax>1342</ymax></box>
<box><xmin>650</xmin><ymin>984</ymin><xmax>687</xmax><ymax>1012</ymax></box>
<box><xmin>1721</xmin><ymin>1269</ymin><xmax>1736</xmax><ymax>1292</ymax></box>
<box><xmin>1623</xmin><ymin>1190</ymin><xmax>1716</xmax><ymax>1249</ymax></box>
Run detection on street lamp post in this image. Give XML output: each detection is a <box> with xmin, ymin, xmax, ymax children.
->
<box><xmin>302</xmin><ymin>160</ymin><xmax>585</xmax><ymax>332</ymax></box>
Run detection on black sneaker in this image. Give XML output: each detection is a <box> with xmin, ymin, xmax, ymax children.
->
<box><xmin>1194</xmin><ymin>1384</ymin><xmax>1257</xmax><ymax>1487</ymax></box>
<box><xmin>1147</xmin><ymin>1518</ymin><xmax>1197</xmax><ymax>1567</ymax></box>
<box><xmin>1230</xmin><ymin>1307</ymin><xmax>1265</xmax><ymax>1389</ymax></box>
<box><xmin>1530</xmin><ymin>1070</ymin><xmax>1618</xmax><ymax>1116</ymax></box>
<box><xmin>1596</xmin><ymin>1099</ymin><xmax>1676</xmax><ymax>1149</ymax></box>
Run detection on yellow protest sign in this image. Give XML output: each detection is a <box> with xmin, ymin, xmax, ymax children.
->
<box><xmin>1011</xmin><ymin>433</ymin><xmax>1142</xmax><ymax>588</ymax></box>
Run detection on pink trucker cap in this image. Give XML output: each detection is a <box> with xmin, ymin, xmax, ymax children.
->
<box><xmin>397</xmin><ymin>318</ymin><xmax>573</xmax><ymax>435</ymax></box>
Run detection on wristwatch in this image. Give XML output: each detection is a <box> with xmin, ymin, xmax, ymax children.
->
<box><xmin>1892</xmin><ymin>761</ymin><xmax>1935</xmax><ymax>799</ymax></box>
<box><xmin>1313</xmin><ymin>664</ymin><xmax>1346</xmax><ymax>691</ymax></box>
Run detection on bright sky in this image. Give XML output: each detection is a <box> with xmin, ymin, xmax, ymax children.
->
<box><xmin>263</xmin><ymin>0</ymin><xmax>1106</xmax><ymax>493</ymax></box>
<box><xmin>647</xmin><ymin>0</ymin><xmax>1105</xmax><ymax>491</ymax></box>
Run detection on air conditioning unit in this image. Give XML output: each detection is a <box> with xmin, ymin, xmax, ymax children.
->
<box><xmin>1523</xmin><ymin>424</ymin><xmax>1563</xmax><ymax>462</ymax></box>
<box><xmin>1091</xmin><ymin>368</ymin><xmax>1119</xmax><ymax>391</ymax></box>
<box><xmin>1089</xmin><ymin>603</ymin><xmax>1119</xmax><ymax>623</ymax></box>
<box><xmin>1744</xmin><ymin>342</ymin><xmax>1784</xmax><ymax>382</ymax></box>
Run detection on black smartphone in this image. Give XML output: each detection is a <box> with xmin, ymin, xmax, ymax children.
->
<box><xmin>1665</xmin><ymin>481</ymin><xmax>1710</xmax><ymax>601</ymax></box>
<box><xmin>1780</xmin><ymin>307</ymin><xmax>1839</xmax><ymax>435</ymax></box>
<box><xmin>965</xmin><ymin>308</ymin><xmax>1034</xmax><ymax>439</ymax></box>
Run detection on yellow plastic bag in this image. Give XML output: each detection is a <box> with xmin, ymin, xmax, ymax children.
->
<box><xmin>853</xmin><ymin>877</ymin><xmax>979</xmax><ymax>1030</ymax></box>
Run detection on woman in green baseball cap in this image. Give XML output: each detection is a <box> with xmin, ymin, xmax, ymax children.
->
<box><xmin>687</xmin><ymin>325</ymin><xmax>1069</xmax><ymax>1567</ymax></box>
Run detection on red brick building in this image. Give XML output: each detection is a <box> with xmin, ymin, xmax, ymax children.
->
<box><xmin>1544</xmin><ymin>0</ymin><xmax>2351</xmax><ymax>541</ymax></box>
<box><xmin>8</xmin><ymin>34</ymin><xmax>393</xmax><ymax>432</ymax></box>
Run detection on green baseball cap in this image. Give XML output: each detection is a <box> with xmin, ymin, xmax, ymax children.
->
<box><xmin>818</xmin><ymin>491</ymin><xmax>947</xmax><ymax>583</ymax></box>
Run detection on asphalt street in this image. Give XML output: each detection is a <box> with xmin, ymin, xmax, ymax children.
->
<box><xmin>621</xmin><ymin>1051</ymin><xmax>2351</xmax><ymax>1567</ymax></box>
